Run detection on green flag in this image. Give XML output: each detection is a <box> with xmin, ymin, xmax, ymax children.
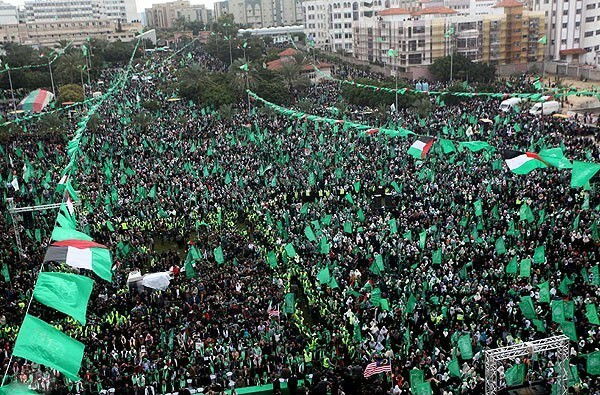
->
<box><xmin>447</xmin><ymin>358</ymin><xmax>461</xmax><ymax>377</ymax></box>
<box><xmin>419</xmin><ymin>231</ymin><xmax>426</xmax><ymax>249</ymax></box>
<box><xmin>570</xmin><ymin>161</ymin><xmax>600</xmax><ymax>188</ymax></box>
<box><xmin>538</xmin><ymin>281</ymin><xmax>550</xmax><ymax>303</ymax></box>
<box><xmin>586</xmin><ymin>351</ymin><xmax>599</xmax><ymax>375</ymax></box>
<box><xmin>319</xmin><ymin>236</ymin><xmax>330</xmax><ymax>254</ymax></box>
<box><xmin>495</xmin><ymin>237</ymin><xmax>506</xmax><ymax>255</ymax></box>
<box><xmin>51</xmin><ymin>226</ymin><xmax>93</xmax><ymax>241</ymax></box>
<box><xmin>214</xmin><ymin>246</ymin><xmax>224</xmax><ymax>264</ymax></box>
<box><xmin>284</xmin><ymin>243</ymin><xmax>297</xmax><ymax>258</ymax></box>
<box><xmin>33</xmin><ymin>272</ymin><xmax>94</xmax><ymax>325</ymax></box>
<box><xmin>1</xmin><ymin>262</ymin><xmax>9</xmax><ymax>283</ymax></box>
<box><xmin>13</xmin><ymin>314</ymin><xmax>84</xmax><ymax>381</ymax></box>
<box><xmin>560</xmin><ymin>320</ymin><xmax>577</xmax><ymax>341</ymax></box>
<box><xmin>538</xmin><ymin>35</ymin><xmax>547</xmax><ymax>44</ymax></box>
<box><xmin>304</xmin><ymin>225</ymin><xmax>317</xmax><ymax>242</ymax></box>
<box><xmin>519</xmin><ymin>258</ymin><xmax>531</xmax><ymax>277</ymax></box>
<box><xmin>458</xmin><ymin>334</ymin><xmax>473</xmax><ymax>359</ymax></box>
<box><xmin>388</xmin><ymin>218</ymin><xmax>397</xmax><ymax>234</ymax></box>
<box><xmin>284</xmin><ymin>293</ymin><xmax>295</xmax><ymax>314</ymax></box>
<box><xmin>440</xmin><ymin>139</ymin><xmax>456</xmax><ymax>154</ymax></box>
<box><xmin>505</xmin><ymin>364</ymin><xmax>525</xmax><ymax>386</ymax></box>
<box><xmin>533</xmin><ymin>245</ymin><xmax>545</xmax><ymax>263</ymax></box>
<box><xmin>585</xmin><ymin>304</ymin><xmax>599</xmax><ymax>325</ymax></box>
<box><xmin>474</xmin><ymin>200</ymin><xmax>483</xmax><ymax>217</ymax></box>
<box><xmin>506</xmin><ymin>256</ymin><xmax>518</xmax><ymax>275</ymax></box>
<box><xmin>409</xmin><ymin>368</ymin><xmax>424</xmax><ymax>393</ymax></box>
<box><xmin>0</xmin><ymin>383</ymin><xmax>38</xmax><ymax>395</ymax></box>
<box><xmin>317</xmin><ymin>266</ymin><xmax>330</xmax><ymax>285</ymax></box>
<box><xmin>519</xmin><ymin>204</ymin><xmax>535</xmax><ymax>223</ymax></box>
<box><xmin>239</xmin><ymin>63</ymin><xmax>249</xmax><ymax>71</ymax></box>
<box><xmin>432</xmin><ymin>248</ymin><xmax>442</xmax><ymax>264</ymax></box>
<box><xmin>518</xmin><ymin>295</ymin><xmax>537</xmax><ymax>320</ymax></box>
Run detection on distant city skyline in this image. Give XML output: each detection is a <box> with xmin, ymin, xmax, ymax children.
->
<box><xmin>2</xmin><ymin>0</ymin><xmax>217</xmax><ymax>12</ymax></box>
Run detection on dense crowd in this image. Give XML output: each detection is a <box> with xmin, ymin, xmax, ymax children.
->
<box><xmin>1</xmin><ymin>42</ymin><xmax>599</xmax><ymax>395</ymax></box>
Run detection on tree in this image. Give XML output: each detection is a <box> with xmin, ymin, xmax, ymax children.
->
<box><xmin>341</xmin><ymin>78</ymin><xmax>422</xmax><ymax>109</ymax></box>
<box><xmin>429</xmin><ymin>54</ymin><xmax>496</xmax><ymax>83</ymax></box>
<box><xmin>54</xmin><ymin>53</ymin><xmax>86</xmax><ymax>85</ymax></box>
<box><xmin>58</xmin><ymin>84</ymin><xmax>84</xmax><ymax>103</ymax></box>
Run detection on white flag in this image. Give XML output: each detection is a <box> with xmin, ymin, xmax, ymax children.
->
<box><xmin>11</xmin><ymin>177</ymin><xmax>19</xmax><ymax>191</ymax></box>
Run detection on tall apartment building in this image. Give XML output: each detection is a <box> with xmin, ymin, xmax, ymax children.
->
<box><xmin>22</xmin><ymin>0</ymin><xmax>138</xmax><ymax>23</ymax></box>
<box><xmin>213</xmin><ymin>1</ymin><xmax>230</xmax><ymax>20</ymax></box>
<box><xmin>530</xmin><ymin>0</ymin><xmax>600</xmax><ymax>65</ymax></box>
<box><xmin>227</xmin><ymin>0</ymin><xmax>303</xmax><ymax>28</ymax></box>
<box><xmin>352</xmin><ymin>1</ymin><xmax>545</xmax><ymax>77</ymax></box>
<box><xmin>145</xmin><ymin>0</ymin><xmax>213</xmax><ymax>29</ymax></box>
<box><xmin>0</xmin><ymin>1</ymin><xmax>18</xmax><ymax>25</ymax></box>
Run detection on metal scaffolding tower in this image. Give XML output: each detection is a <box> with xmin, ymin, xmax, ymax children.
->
<box><xmin>485</xmin><ymin>335</ymin><xmax>570</xmax><ymax>395</ymax></box>
<box><xmin>6</xmin><ymin>198</ymin><xmax>80</xmax><ymax>258</ymax></box>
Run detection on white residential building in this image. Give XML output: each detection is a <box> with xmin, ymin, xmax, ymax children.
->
<box><xmin>23</xmin><ymin>0</ymin><xmax>138</xmax><ymax>24</ymax></box>
<box><xmin>228</xmin><ymin>0</ymin><xmax>303</xmax><ymax>28</ymax></box>
<box><xmin>530</xmin><ymin>0</ymin><xmax>600</xmax><ymax>65</ymax></box>
<box><xmin>0</xmin><ymin>1</ymin><xmax>18</xmax><ymax>25</ymax></box>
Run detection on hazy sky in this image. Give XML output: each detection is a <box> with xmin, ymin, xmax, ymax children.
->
<box><xmin>4</xmin><ymin>0</ymin><xmax>216</xmax><ymax>12</ymax></box>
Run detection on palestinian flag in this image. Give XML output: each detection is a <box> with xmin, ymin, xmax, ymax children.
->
<box><xmin>408</xmin><ymin>136</ymin><xmax>436</xmax><ymax>159</ymax></box>
<box><xmin>44</xmin><ymin>240</ymin><xmax>113</xmax><ymax>282</ymax></box>
<box><xmin>501</xmin><ymin>150</ymin><xmax>548</xmax><ymax>174</ymax></box>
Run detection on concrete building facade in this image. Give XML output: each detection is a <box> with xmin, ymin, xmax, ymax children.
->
<box><xmin>352</xmin><ymin>1</ymin><xmax>545</xmax><ymax>77</ymax></box>
<box><xmin>22</xmin><ymin>0</ymin><xmax>138</xmax><ymax>24</ymax></box>
<box><xmin>530</xmin><ymin>0</ymin><xmax>600</xmax><ymax>65</ymax></box>
<box><xmin>228</xmin><ymin>0</ymin><xmax>303</xmax><ymax>28</ymax></box>
<box><xmin>145</xmin><ymin>0</ymin><xmax>213</xmax><ymax>29</ymax></box>
<box><xmin>0</xmin><ymin>1</ymin><xmax>18</xmax><ymax>25</ymax></box>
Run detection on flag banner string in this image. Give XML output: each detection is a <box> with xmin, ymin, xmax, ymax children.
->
<box><xmin>287</xmin><ymin>38</ymin><xmax>600</xmax><ymax>100</ymax></box>
<box><xmin>1</xmin><ymin>36</ymin><xmax>143</xmax><ymax>387</ymax></box>
<box><xmin>247</xmin><ymin>89</ymin><xmax>600</xmax><ymax>187</ymax></box>
<box><xmin>0</xmin><ymin>41</ymin><xmax>73</xmax><ymax>74</ymax></box>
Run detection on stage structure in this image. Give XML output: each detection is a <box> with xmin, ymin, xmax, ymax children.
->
<box><xmin>484</xmin><ymin>335</ymin><xmax>570</xmax><ymax>395</ymax></box>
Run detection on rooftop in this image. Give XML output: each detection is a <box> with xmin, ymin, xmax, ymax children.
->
<box><xmin>412</xmin><ymin>6</ymin><xmax>458</xmax><ymax>15</ymax></box>
<box><xmin>378</xmin><ymin>8</ymin><xmax>412</xmax><ymax>16</ymax></box>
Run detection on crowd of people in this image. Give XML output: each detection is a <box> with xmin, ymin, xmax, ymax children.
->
<box><xmin>1</xmin><ymin>40</ymin><xmax>599</xmax><ymax>395</ymax></box>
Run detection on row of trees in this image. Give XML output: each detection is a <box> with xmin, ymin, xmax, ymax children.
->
<box><xmin>0</xmin><ymin>39</ymin><xmax>143</xmax><ymax>92</ymax></box>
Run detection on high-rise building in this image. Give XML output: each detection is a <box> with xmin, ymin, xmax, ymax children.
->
<box><xmin>213</xmin><ymin>1</ymin><xmax>230</xmax><ymax>20</ymax></box>
<box><xmin>351</xmin><ymin>1</ymin><xmax>545</xmax><ymax>77</ymax></box>
<box><xmin>23</xmin><ymin>0</ymin><xmax>138</xmax><ymax>24</ymax></box>
<box><xmin>530</xmin><ymin>0</ymin><xmax>600</xmax><ymax>65</ymax></box>
<box><xmin>145</xmin><ymin>0</ymin><xmax>213</xmax><ymax>29</ymax></box>
<box><xmin>0</xmin><ymin>1</ymin><xmax>18</xmax><ymax>25</ymax></box>
<box><xmin>227</xmin><ymin>0</ymin><xmax>303</xmax><ymax>28</ymax></box>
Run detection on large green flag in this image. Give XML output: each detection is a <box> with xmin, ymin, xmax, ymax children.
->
<box><xmin>440</xmin><ymin>139</ymin><xmax>456</xmax><ymax>154</ymax></box>
<box><xmin>538</xmin><ymin>281</ymin><xmax>550</xmax><ymax>303</ymax></box>
<box><xmin>560</xmin><ymin>320</ymin><xmax>577</xmax><ymax>341</ymax></box>
<box><xmin>570</xmin><ymin>161</ymin><xmax>600</xmax><ymax>188</ymax></box>
<box><xmin>459</xmin><ymin>141</ymin><xmax>493</xmax><ymax>152</ymax></box>
<box><xmin>0</xmin><ymin>383</ymin><xmax>38</xmax><ymax>394</ymax></box>
<box><xmin>458</xmin><ymin>334</ymin><xmax>473</xmax><ymax>359</ymax></box>
<box><xmin>585</xmin><ymin>304</ymin><xmax>599</xmax><ymax>325</ymax></box>
<box><xmin>447</xmin><ymin>358</ymin><xmax>461</xmax><ymax>377</ymax></box>
<box><xmin>518</xmin><ymin>295</ymin><xmax>537</xmax><ymax>320</ymax></box>
<box><xmin>51</xmin><ymin>226</ymin><xmax>93</xmax><ymax>241</ymax></box>
<box><xmin>33</xmin><ymin>272</ymin><xmax>94</xmax><ymax>325</ymax></box>
<box><xmin>432</xmin><ymin>248</ymin><xmax>442</xmax><ymax>264</ymax></box>
<box><xmin>213</xmin><ymin>246</ymin><xmax>224</xmax><ymax>264</ymax></box>
<box><xmin>552</xmin><ymin>300</ymin><xmax>566</xmax><ymax>323</ymax></box>
<box><xmin>409</xmin><ymin>368</ymin><xmax>424</xmax><ymax>394</ymax></box>
<box><xmin>13</xmin><ymin>314</ymin><xmax>84</xmax><ymax>381</ymax></box>
<box><xmin>317</xmin><ymin>266</ymin><xmax>330</xmax><ymax>285</ymax></box>
<box><xmin>519</xmin><ymin>204</ymin><xmax>534</xmax><ymax>223</ymax></box>
<box><xmin>519</xmin><ymin>258</ymin><xmax>531</xmax><ymax>277</ymax></box>
<box><xmin>505</xmin><ymin>364</ymin><xmax>525</xmax><ymax>386</ymax></box>
<box><xmin>505</xmin><ymin>256</ymin><xmax>518</xmax><ymax>275</ymax></box>
<box><xmin>586</xmin><ymin>351</ymin><xmax>599</xmax><ymax>375</ymax></box>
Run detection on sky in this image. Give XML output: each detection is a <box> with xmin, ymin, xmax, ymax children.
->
<box><xmin>4</xmin><ymin>0</ymin><xmax>215</xmax><ymax>13</ymax></box>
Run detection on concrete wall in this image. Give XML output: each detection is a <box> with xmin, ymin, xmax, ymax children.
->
<box><xmin>495</xmin><ymin>61</ymin><xmax>600</xmax><ymax>82</ymax></box>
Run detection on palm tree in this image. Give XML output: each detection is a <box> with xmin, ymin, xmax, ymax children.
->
<box><xmin>278</xmin><ymin>61</ymin><xmax>302</xmax><ymax>93</ymax></box>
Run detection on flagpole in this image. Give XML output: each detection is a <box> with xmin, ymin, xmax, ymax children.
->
<box><xmin>7</xmin><ymin>67</ymin><xmax>16</xmax><ymax>112</ymax></box>
<box><xmin>48</xmin><ymin>61</ymin><xmax>56</xmax><ymax>98</ymax></box>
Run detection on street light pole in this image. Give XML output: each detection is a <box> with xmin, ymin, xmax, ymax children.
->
<box><xmin>7</xmin><ymin>67</ymin><xmax>16</xmax><ymax>111</ymax></box>
<box><xmin>48</xmin><ymin>61</ymin><xmax>56</xmax><ymax>98</ymax></box>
